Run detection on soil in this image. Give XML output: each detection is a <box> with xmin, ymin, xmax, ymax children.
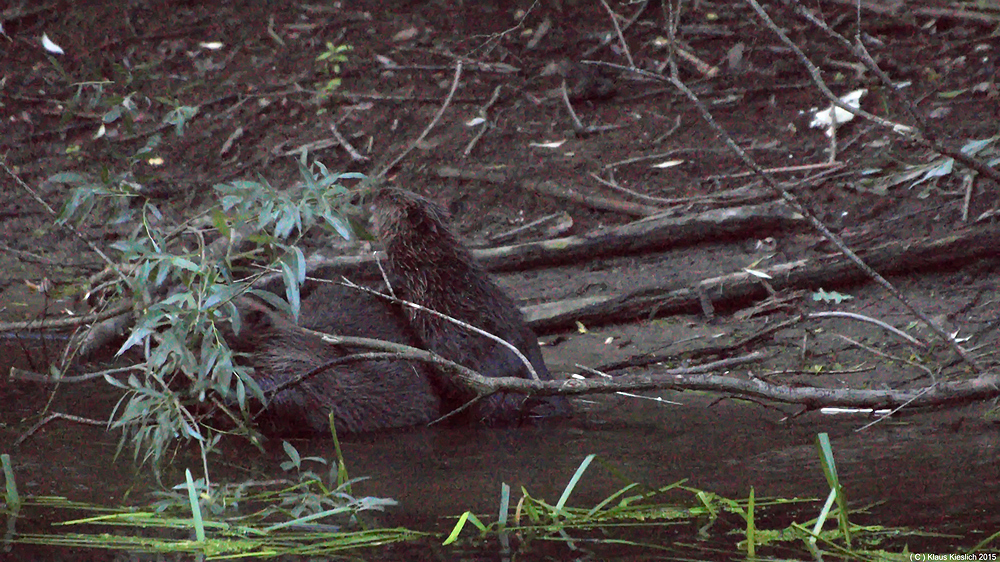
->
<box><xmin>2</xmin><ymin>0</ymin><xmax>1000</xmax><ymax>558</ymax></box>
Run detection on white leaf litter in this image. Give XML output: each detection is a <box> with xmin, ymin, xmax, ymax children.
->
<box><xmin>809</xmin><ymin>88</ymin><xmax>866</xmax><ymax>134</ymax></box>
<box><xmin>651</xmin><ymin>159</ymin><xmax>684</xmax><ymax>169</ymax></box>
<box><xmin>375</xmin><ymin>54</ymin><xmax>397</xmax><ymax>68</ymax></box>
<box><xmin>465</xmin><ymin>117</ymin><xmax>486</xmax><ymax>127</ymax></box>
<box><xmin>529</xmin><ymin>140</ymin><xmax>566</xmax><ymax>148</ymax></box>
<box><xmin>41</xmin><ymin>33</ymin><xmax>64</xmax><ymax>55</ymax></box>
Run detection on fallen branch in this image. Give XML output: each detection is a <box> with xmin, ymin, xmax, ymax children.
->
<box><xmin>524</xmin><ymin>224</ymin><xmax>1000</xmax><ymax>331</ymax></box>
<box><xmin>511</xmin><ymin>369</ymin><xmax>1000</xmax><ymax>410</ymax></box>
<box><xmin>258</xmin><ymin>198</ymin><xmax>802</xmax><ymax>295</ymax></box>
<box><xmin>288</xmin><ymin>331</ymin><xmax>999</xmax><ymax>412</ymax></box>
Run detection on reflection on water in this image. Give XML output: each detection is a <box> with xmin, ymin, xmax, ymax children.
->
<box><xmin>3</xmin><ymin>339</ymin><xmax>999</xmax><ymax>559</ymax></box>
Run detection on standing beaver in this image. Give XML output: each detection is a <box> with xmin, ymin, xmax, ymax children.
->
<box><xmin>371</xmin><ymin>187</ymin><xmax>565</xmax><ymax>421</ymax></box>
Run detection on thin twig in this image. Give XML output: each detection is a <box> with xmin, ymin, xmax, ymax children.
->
<box><xmin>560</xmin><ymin>79</ymin><xmax>586</xmax><ymax>131</ymax></box>
<box><xmin>9</xmin><ymin>364</ymin><xmax>142</xmax><ymax>383</ymax></box>
<box><xmin>651</xmin><ymin>114</ymin><xmax>683</xmax><ymax>144</ymax></box>
<box><xmin>328</xmin><ymin>120</ymin><xmax>368</xmax><ymax>162</ymax></box>
<box><xmin>0</xmin><ymin>299</ymin><xmax>132</xmax><ymax>333</ymax></box>
<box><xmin>738</xmin><ymin>0</ymin><xmax>980</xmax><ymax>371</ymax></box>
<box><xmin>596</xmin><ymin>0</ymin><xmax>637</xmax><ymax>68</ymax></box>
<box><xmin>463</xmin><ymin>84</ymin><xmax>503</xmax><ymax>156</ymax></box>
<box><xmin>0</xmin><ymin>158</ymin><xmax>119</xmax><ymax>272</ymax></box>
<box><xmin>744</xmin><ymin>0</ymin><xmax>914</xmax><ymax>137</ymax></box>
<box><xmin>854</xmin><ymin>386</ymin><xmax>934</xmax><ymax>431</ymax></box>
<box><xmin>340</xmin><ymin>278</ymin><xmax>541</xmax><ymax>381</ymax></box>
<box><xmin>702</xmin><ymin>161</ymin><xmax>844</xmax><ymax>181</ymax></box>
<box><xmin>590</xmin><ymin>172</ymin><xmax>689</xmax><ymax>206</ymax></box>
<box><xmin>574</xmin><ymin>365</ymin><xmax>683</xmax><ymax>405</ymax></box>
<box><xmin>378</xmin><ymin>61</ymin><xmax>463</xmax><ymax>177</ymax></box>
<box><xmin>808</xmin><ymin>311</ymin><xmax>926</xmax><ymax>347</ymax></box>
<box><xmin>583</xmin><ymin>0</ymin><xmax>649</xmax><ymax>58</ymax></box>
<box><xmin>834</xmin><ymin>334</ymin><xmax>936</xmax><ymax>381</ymax></box>
<box><xmin>598</xmin><ymin>10</ymin><xmax>980</xmax><ymax>373</ymax></box>
<box><xmin>783</xmin><ymin>0</ymin><xmax>1000</xmax><ymax>186</ymax></box>
<box><xmin>489</xmin><ymin>212</ymin><xmax>566</xmax><ymax>244</ymax></box>
<box><xmin>15</xmin><ymin>412</ymin><xmax>106</xmax><ymax>446</ymax></box>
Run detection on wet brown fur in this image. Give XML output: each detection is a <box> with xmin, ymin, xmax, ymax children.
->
<box><xmin>371</xmin><ymin>187</ymin><xmax>560</xmax><ymax>421</ymax></box>
<box><xmin>242</xmin><ymin>187</ymin><xmax>563</xmax><ymax>434</ymax></box>
<box><xmin>245</xmin><ymin>284</ymin><xmax>440</xmax><ymax>434</ymax></box>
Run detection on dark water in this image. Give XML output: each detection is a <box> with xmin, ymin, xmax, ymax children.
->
<box><xmin>2</xmin><ymin>338</ymin><xmax>1000</xmax><ymax>560</ymax></box>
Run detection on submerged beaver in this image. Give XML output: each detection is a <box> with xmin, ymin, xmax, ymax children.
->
<box><xmin>371</xmin><ymin>187</ymin><xmax>565</xmax><ymax>421</ymax></box>
<box><xmin>244</xmin><ymin>283</ymin><xmax>440</xmax><ymax>434</ymax></box>
<box><xmin>244</xmin><ymin>187</ymin><xmax>565</xmax><ymax>434</ymax></box>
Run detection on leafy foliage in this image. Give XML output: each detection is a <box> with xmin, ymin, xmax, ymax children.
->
<box><xmin>148</xmin><ymin>442</ymin><xmax>395</xmax><ymax>527</ymax></box>
<box><xmin>51</xmin><ymin>152</ymin><xmax>365</xmax><ymax>469</ymax></box>
<box><xmin>812</xmin><ymin>288</ymin><xmax>853</xmax><ymax>304</ymax></box>
<box><xmin>315</xmin><ymin>42</ymin><xmax>352</xmax><ymax>98</ymax></box>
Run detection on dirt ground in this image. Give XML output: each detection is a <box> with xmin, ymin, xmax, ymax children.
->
<box><xmin>2</xmin><ymin>0</ymin><xmax>1000</xmax><ymax>556</ymax></box>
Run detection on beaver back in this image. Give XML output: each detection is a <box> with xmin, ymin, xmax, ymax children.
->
<box><xmin>372</xmin><ymin>188</ymin><xmax>561</xmax><ymax>421</ymax></box>
<box><xmin>249</xmin><ymin>283</ymin><xmax>441</xmax><ymax>434</ymax></box>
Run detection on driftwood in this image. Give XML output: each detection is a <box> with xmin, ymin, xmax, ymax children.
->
<box><xmin>523</xmin><ymin>223</ymin><xmax>1000</xmax><ymax>331</ymax></box>
<box><xmin>295</xmin><ymin>198</ymin><xmax>803</xmax><ymax>285</ymax></box>
<box><xmin>482</xmin><ymin>368</ymin><xmax>1000</xmax><ymax>411</ymax></box>
<box><xmin>476</xmin><ymin>199</ymin><xmax>802</xmax><ymax>271</ymax></box>
<box><xmin>15</xmin><ymin>313</ymin><xmax>999</xmax><ymax>418</ymax></box>
<box><xmin>286</xmin><ymin>332</ymin><xmax>1000</xmax><ymax>414</ymax></box>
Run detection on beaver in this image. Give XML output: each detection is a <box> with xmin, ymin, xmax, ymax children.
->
<box><xmin>240</xmin><ymin>187</ymin><xmax>565</xmax><ymax>434</ymax></box>
<box><xmin>245</xmin><ymin>283</ymin><xmax>440</xmax><ymax>434</ymax></box>
<box><xmin>370</xmin><ymin>187</ymin><xmax>566</xmax><ymax>421</ymax></box>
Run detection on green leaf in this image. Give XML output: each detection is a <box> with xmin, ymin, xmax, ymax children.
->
<box><xmin>168</xmin><ymin>256</ymin><xmax>201</xmax><ymax>272</ymax></box>
<box><xmin>283</xmin><ymin>441</ymin><xmax>302</xmax><ymax>469</ymax></box>
<box><xmin>210</xmin><ymin>208</ymin><xmax>232</xmax><ymax>238</ymax></box>
<box><xmin>324</xmin><ymin>213</ymin><xmax>353</xmax><ymax>241</ymax></box>
<box><xmin>162</xmin><ymin>105</ymin><xmax>199</xmax><ymax>135</ymax></box>
<box><xmin>248</xmin><ymin>289</ymin><xmax>293</xmax><ymax>316</ymax></box>
<box><xmin>284</xmin><ymin>247</ymin><xmax>306</xmax><ymax>284</ymax></box>
<box><xmin>47</xmin><ymin>172</ymin><xmax>91</xmax><ymax>185</ymax></box>
<box><xmin>811</xmin><ymin>288</ymin><xmax>853</xmax><ymax>304</ymax></box>
<box><xmin>961</xmin><ymin>136</ymin><xmax>998</xmax><ymax>156</ymax></box>
<box><xmin>281</xmin><ymin>261</ymin><xmax>301</xmax><ymax>321</ymax></box>
<box><xmin>203</xmin><ymin>282</ymin><xmax>244</xmax><ymax>310</ymax></box>
<box><xmin>118</xmin><ymin>324</ymin><xmax>155</xmax><ymax>356</ymax></box>
<box><xmin>275</xmin><ymin>208</ymin><xmax>298</xmax><ymax>239</ymax></box>
<box><xmin>443</xmin><ymin>511</ymin><xmax>487</xmax><ymax>545</ymax></box>
<box><xmin>103</xmin><ymin>105</ymin><xmax>124</xmax><ymax>123</ymax></box>
<box><xmin>556</xmin><ymin>454</ymin><xmax>596</xmax><ymax>512</ymax></box>
<box><xmin>936</xmin><ymin>89</ymin><xmax>967</xmax><ymax>99</ymax></box>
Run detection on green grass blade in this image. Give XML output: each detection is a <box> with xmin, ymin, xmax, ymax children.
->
<box><xmin>1</xmin><ymin>454</ymin><xmax>19</xmax><ymax>512</ymax></box>
<box><xmin>329</xmin><ymin>412</ymin><xmax>351</xmax><ymax>492</ymax></box>
<box><xmin>586</xmin><ymin>483</ymin><xmax>640</xmax><ymax>517</ymax></box>
<box><xmin>263</xmin><ymin>505</ymin><xmax>353</xmax><ymax>531</ymax></box>
<box><xmin>811</xmin><ymin>488</ymin><xmax>837</xmax><ymax>543</ymax></box>
<box><xmin>556</xmin><ymin>454</ymin><xmax>596</xmax><ymax>512</ymax></box>
<box><xmin>498</xmin><ymin>483</ymin><xmax>511</xmax><ymax>553</ymax></box>
<box><xmin>442</xmin><ymin>511</ymin><xmax>487</xmax><ymax>545</ymax></box>
<box><xmin>184</xmin><ymin>469</ymin><xmax>205</xmax><ymax>542</ymax></box>
<box><xmin>498</xmin><ymin>483</ymin><xmax>510</xmax><ymax>530</ymax></box>
<box><xmin>815</xmin><ymin>432</ymin><xmax>851</xmax><ymax>545</ymax></box>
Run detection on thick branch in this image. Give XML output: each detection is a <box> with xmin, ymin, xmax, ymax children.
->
<box><xmin>487</xmin><ymin>370</ymin><xmax>1000</xmax><ymax>410</ymax></box>
<box><xmin>296</xmin><ymin>199</ymin><xmax>803</xmax><ymax>285</ymax></box>
<box><xmin>525</xmin><ymin>224</ymin><xmax>1000</xmax><ymax>331</ymax></box>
